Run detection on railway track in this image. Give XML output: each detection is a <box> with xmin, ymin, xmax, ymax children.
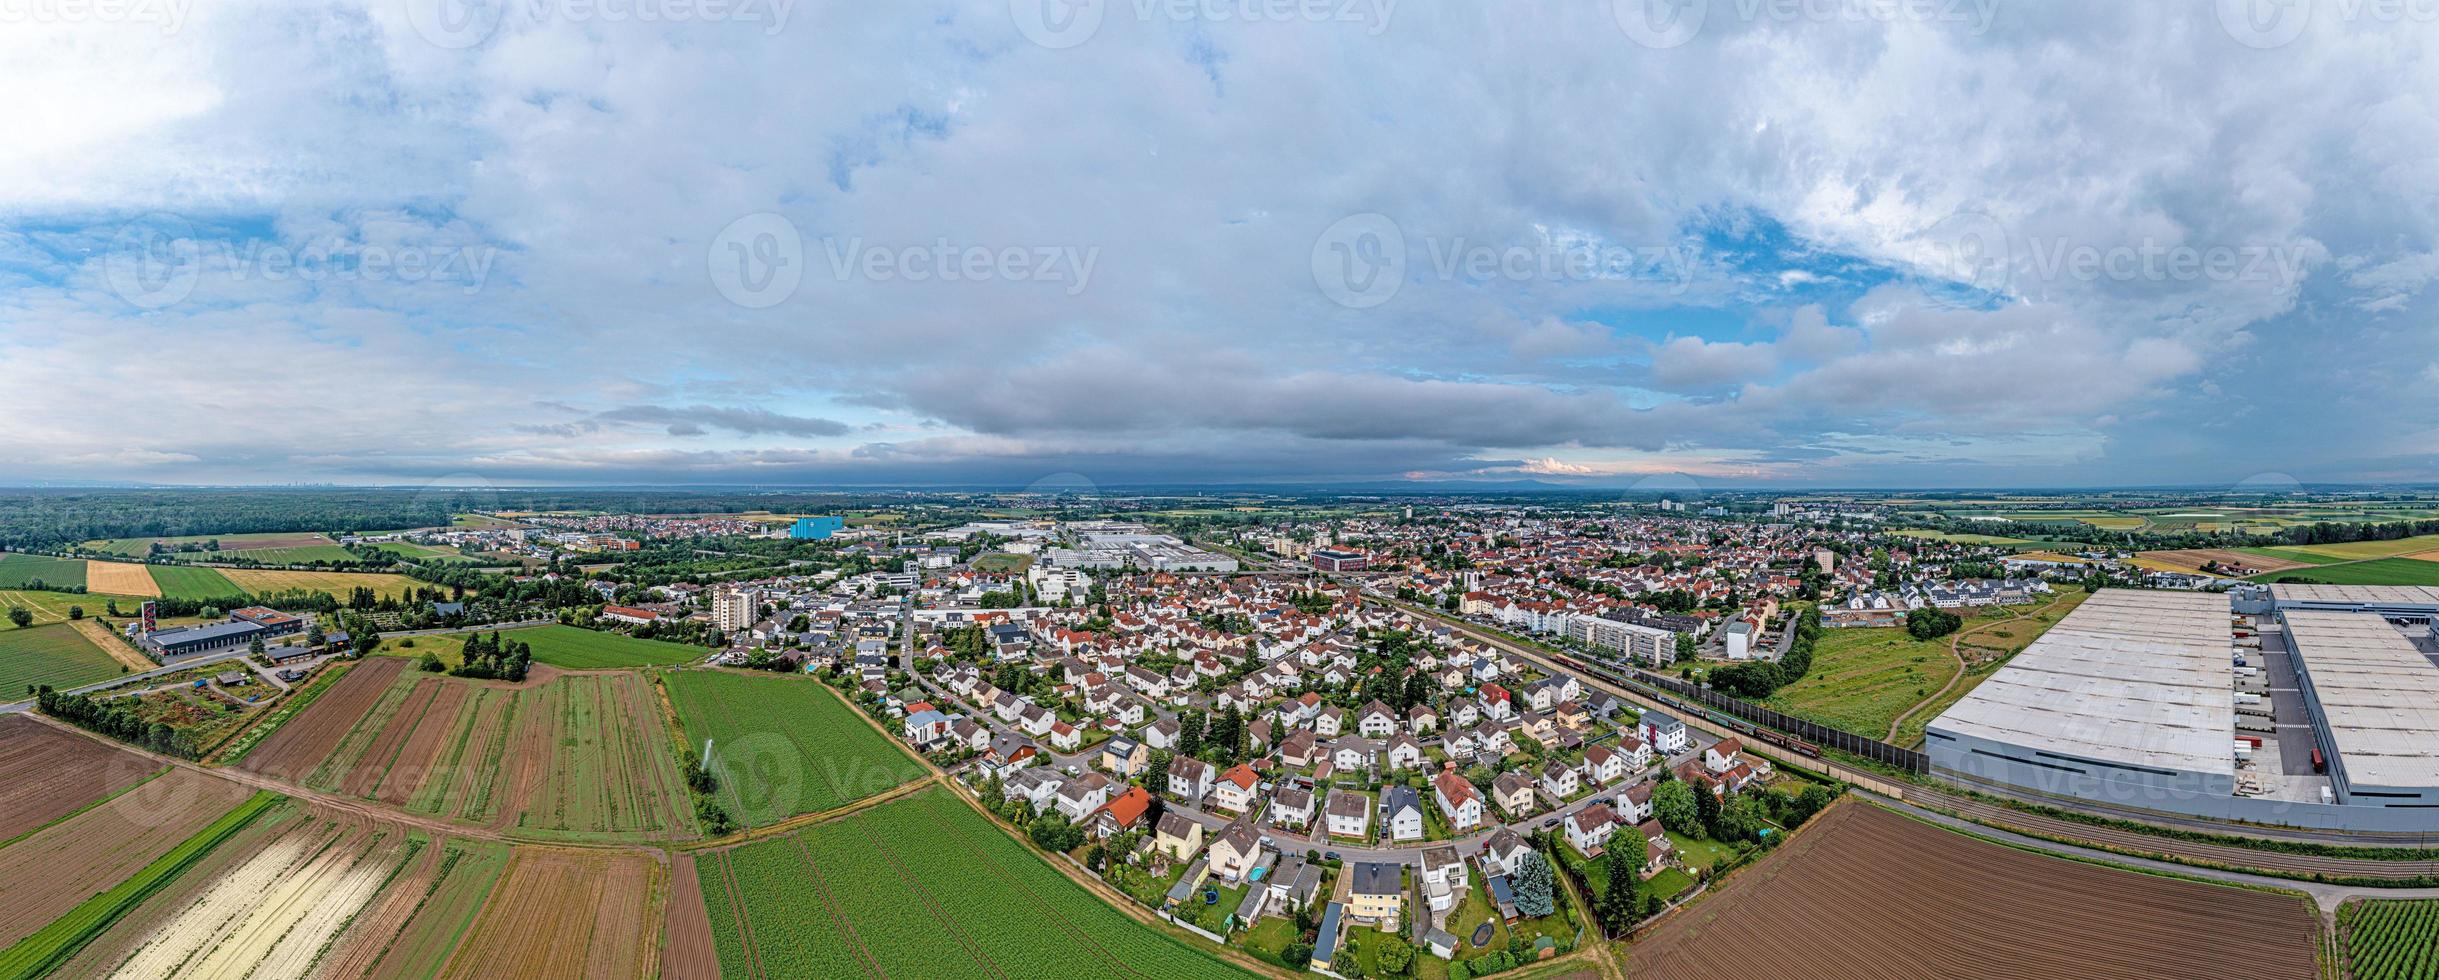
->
<box><xmin>1911</xmin><ymin>787</ymin><xmax>2439</xmax><ymax>881</ymax></box>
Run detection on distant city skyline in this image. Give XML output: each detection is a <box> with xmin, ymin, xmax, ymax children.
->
<box><xmin>4</xmin><ymin>4</ymin><xmax>2435</xmax><ymax>488</ymax></box>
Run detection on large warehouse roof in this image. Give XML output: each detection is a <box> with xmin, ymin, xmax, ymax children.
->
<box><xmin>2281</xmin><ymin>611</ymin><xmax>2439</xmax><ymax>791</ymax></box>
<box><xmin>2272</xmin><ymin>584</ymin><xmax>2439</xmax><ymax>608</ymax></box>
<box><xmin>1928</xmin><ymin>590</ymin><xmax>2233</xmax><ymax>779</ymax></box>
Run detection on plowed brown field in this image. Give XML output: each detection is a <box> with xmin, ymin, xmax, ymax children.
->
<box><xmin>1628</xmin><ymin>802</ymin><xmax>2321</xmax><ymax>980</ymax></box>
<box><xmin>236</xmin><ymin>657</ymin><xmax>404</xmax><ymax>783</ymax></box>
<box><xmin>661</xmin><ymin>852</ymin><xmax>720</xmax><ymax>980</ymax></box>
<box><xmin>0</xmin><ymin>714</ymin><xmax>162</xmax><ymax>842</ymax></box>
<box><xmin>435</xmin><ymin>849</ymin><xmax>662</xmax><ymax>980</ymax></box>
<box><xmin>0</xmin><ymin>767</ymin><xmax>257</xmax><ymax>948</ymax></box>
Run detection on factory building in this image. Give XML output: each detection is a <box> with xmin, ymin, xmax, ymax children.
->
<box><xmin>1927</xmin><ymin>590</ymin><xmax>2237</xmax><ymax>805</ymax></box>
<box><xmin>2280</xmin><ymin>609</ymin><xmax>2439</xmax><ymax>808</ymax></box>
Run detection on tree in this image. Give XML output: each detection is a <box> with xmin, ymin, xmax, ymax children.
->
<box><xmin>67</xmin><ymin>605</ymin><xmax>84</xmax><ymax>621</ymax></box>
<box><xmin>1029</xmin><ymin>812</ymin><xmax>1083</xmax><ymax>853</ymax></box>
<box><xmin>6</xmin><ymin>608</ymin><xmax>30</xmax><ymax>629</ymax></box>
<box><xmin>1594</xmin><ymin>854</ymin><xmax>1641</xmax><ymax>935</ymax></box>
<box><xmin>1652</xmin><ymin>779</ymin><xmax>1699</xmax><ymax>833</ymax></box>
<box><xmin>1906</xmin><ymin>607</ymin><xmax>1962</xmax><ymax>640</ymax></box>
<box><xmin>1511</xmin><ymin>850</ymin><xmax>1556</xmax><ymax>917</ymax></box>
<box><xmin>248</xmin><ymin>635</ymin><xmax>266</xmax><ymax>656</ymax></box>
<box><xmin>1693</xmin><ymin>781</ymin><xmax>1722</xmax><ymax>837</ymax></box>
<box><xmin>1375</xmin><ymin>934</ymin><xmax>1413</xmax><ymax>975</ymax></box>
<box><xmin>306</xmin><ymin>622</ymin><xmax>325</xmax><ymax>647</ymax></box>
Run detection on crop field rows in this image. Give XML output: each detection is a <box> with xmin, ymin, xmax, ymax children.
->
<box><xmin>435</xmin><ymin>848</ymin><xmax>663</xmax><ymax>980</ymax></box>
<box><xmin>2337</xmin><ymin>899</ymin><xmax>2439</xmax><ymax>980</ymax></box>
<box><xmin>238</xmin><ymin>659</ymin><xmax>690</xmax><ymax>841</ymax></box>
<box><xmin>66</xmin><ymin>808</ymin><xmax>416</xmax><ymax>980</ymax></box>
<box><xmin>694</xmin><ymin>787</ymin><xmax>1247</xmax><ymax>980</ymax></box>
<box><xmin>0</xmin><ymin>624</ymin><xmax>128</xmax><ymax>702</ymax></box>
<box><xmin>145</xmin><ymin>565</ymin><xmax>245</xmax><ymax>601</ymax></box>
<box><xmin>0</xmin><ymin>553</ymin><xmax>86</xmax><ymax>590</ymax></box>
<box><xmin>664</xmin><ymin>670</ymin><xmax>929</xmax><ymax>827</ymax></box>
<box><xmin>0</xmin><ymin>718</ymin><xmax>163</xmax><ymax>844</ymax></box>
<box><xmin>0</xmin><ymin>767</ymin><xmax>262</xmax><ymax>958</ymax></box>
<box><xmin>1626</xmin><ymin>802</ymin><xmax>2321</xmax><ymax>980</ymax></box>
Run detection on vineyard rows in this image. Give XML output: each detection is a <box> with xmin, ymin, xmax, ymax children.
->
<box><xmin>2340</xmin><ymin>899</ymin><xmax>2439</xmax><ymax>980</ymax></box>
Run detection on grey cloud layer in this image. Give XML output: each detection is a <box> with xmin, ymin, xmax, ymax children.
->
<box><xmin>0</xmin><ymin>3</ymin><xmax>2434</xmax><ymax>485</ymax></box>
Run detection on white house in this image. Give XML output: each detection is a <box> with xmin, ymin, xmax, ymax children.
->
<box><xmin>1168</xmin><ymin>755</ymin><xmax>1215</xmax><ymax>801</ymax></box>
<box><xmin>1642</xmin><ymin>710</ymin><xmax>1689</xmax><ymax>755</ymax></box>
<box><xmin>1325</xmin><ymin>789</ymin><xmax>1373</xmax><ymax>839</ymax></box>
<box><xmin>1433</xmin><ymin>768</ymin><xmax>1485</xmax><ymax>832</ymax></box>
<box><xmin>1382</xmin><ymin>786</ymin><xmax>1425</xmax><ymax>842</ymax></box>
<box><xmin>1564</xmin><ymin>803</ymin><xmax>1620</xmax><ymax>857</ymax></box>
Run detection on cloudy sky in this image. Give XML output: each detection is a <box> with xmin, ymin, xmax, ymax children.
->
<box><xmin>2</xmin><ymin>0</ymin><xmax>2435</xmax><ymax>489</ymax></box>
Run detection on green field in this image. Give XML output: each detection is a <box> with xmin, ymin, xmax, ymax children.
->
<box><xmin>2254</xmin><ymin>557</ymin><xmax>2439</xmax><ymax>586</ymax></box>
<box><xmin>1762</xmin><ymin>624</ymin><xmax>1956</xmax><ymax>737</ymax></box>
<box><xmin>2234</xmin><ymin>546</ymin><xmax>2351</xmax><ymax>566</ymax></box>
<box><xmin>0</xmin><ymin>555</ymin><xmax>85</xmax><ymax>590</ymax></box>
<box><xmin>0</xmin><ymin>624</ymin><xmax>127</xmax><ymax>700</ymax></box>
<box><xmin>2338</xmin><ymin>899</ymin><xmax>2439</xmax><ymax>980</ymax></box>
<box><xmin>969</xmin><ymin>552</ymin><xmax>1035</xmax><ymax>573</ymax></box>
<box><xmin>0</xmin><ymin>554</ymin><xmax>86</xmax><ymax>590</ymax></box>
<box><xmin>145</xmin><ymin>565</ymin><xmax>246</xmax><ymax>601</ymax></box>
<box><xmin>0</xmin><ymin>591</ymin><xmax>158</xmax><ymax>628</ymax></box>
<box><xmin>2260</xmin><ymin>534</ymin><xmax>2439</xmax><ymax>562</ymax></box>
<box><xmin>664</xmin><ymin>670</ymin><xmax>928</xmax><ymax>826</ymax></box>
<box><xmin>498</xmin><ymin>625</ymin><xmax>707</xmax><ymax>669</ymax></box>
<box><xmin>359</xmin><ymin>541</ymin><xmax>468</xmax><ymax>563</ymax></box>
<box><xmin>697</xmin><ymin>787</ymin><xmax>1247</xmax><ymax>979</ymax></box>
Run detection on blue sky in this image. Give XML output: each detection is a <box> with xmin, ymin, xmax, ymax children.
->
<box><xmin>1</xmin><ymin>2</ymin><xmax>2435</xmax><ymax>489</ymax></box>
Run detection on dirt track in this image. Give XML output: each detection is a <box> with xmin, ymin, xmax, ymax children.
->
<box><xmin>1629</xmin><ymin>801</ymin><xmax>2322</xmax><ymax>980</ymax></box>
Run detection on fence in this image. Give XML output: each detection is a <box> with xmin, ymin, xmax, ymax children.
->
<box><xmin>1544</xmin><ymin>647</ymin><xmax>1931</xmax><ymax>775</ymax></box>
<box><xmin>1626</xmin><ymin>668</ymin><xmax>1929</xmax><ymax>773</ymax></box>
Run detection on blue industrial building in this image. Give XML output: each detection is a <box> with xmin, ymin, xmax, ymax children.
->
<box><xmin>789</xmin><ymin>515</ymin><xmax>845</xmax><ymax>539</ymax></box>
